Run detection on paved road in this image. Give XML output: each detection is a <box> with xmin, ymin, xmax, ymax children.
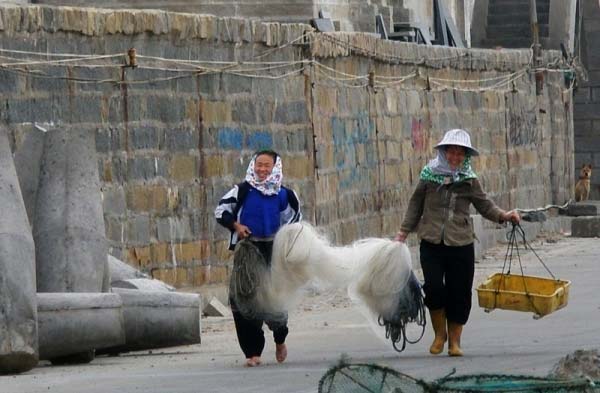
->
<box><xmin>3</xmin><ymin>236</ymin><xmax>599</xmax><ymax>393</ymax></box>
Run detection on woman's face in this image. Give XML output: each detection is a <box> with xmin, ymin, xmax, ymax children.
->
<box><xmin>254</xmin><ymin>154</ymin><xmax>275</xmax><ymax>181</ymax></box>
<box><xmin>445</xmin><ymin>145</ymin><xmax>467</xmax><ymax>169</ymax></box>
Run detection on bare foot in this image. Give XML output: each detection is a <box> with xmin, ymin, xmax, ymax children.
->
<box><xmin>275</xmin><ymin>344</ymin><xmax>287</xmax><ymax>363</ymax></box>
<box><xmin>246</xmin><ymin>358</ymin><xmax>257</xmax><ymax>367</ymax></box>
<box><xmin>252</xmin><ymin>356</ymin><xmax>262</xmax><ymax>365</ymax></box>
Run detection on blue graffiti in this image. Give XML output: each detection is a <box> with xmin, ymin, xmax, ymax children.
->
<box><xmin>246</xmin><ymin>131</ymin><xmax>273</xmax><ymax>151</ymax></box>
<box><xmin>331</xmin><ymin>112</ymin><xmax>375</xmax><ymax>172</ymax></box>
<box><xmin>217</xmin><ymin>127</ymin><xmax>243</xmax><ymax>150</ymax></box>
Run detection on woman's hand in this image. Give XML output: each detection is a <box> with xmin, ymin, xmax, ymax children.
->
<box><xmin>502</xmin><ymin>210</ymin><xmax>521</xmax><ymax>224</ymax></box>
<box><xmin>233</xmin><ymin>222</ymin><xmax>252</xmax><ymax>239</ymax></box>
<box><xmin>395</xmin><ymin>231</ymin><xmax>408</xmax><ymax>242</ymax></box>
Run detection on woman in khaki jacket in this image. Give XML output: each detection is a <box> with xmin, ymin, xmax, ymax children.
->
<box><xmin>396</xmin><ymin>129</ymin><xmax>520</xmax><ymax>356</ymax></box>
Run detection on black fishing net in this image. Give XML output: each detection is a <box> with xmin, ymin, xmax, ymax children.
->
<box><xmin>229</xmin><ymin>240</ymin><xmax>286</xmax><ymax>323</ymax></box>
<box><xmin>377</xmin><ymin>271</ymin><xmax>426</xmax><ymax>353</ymax></box>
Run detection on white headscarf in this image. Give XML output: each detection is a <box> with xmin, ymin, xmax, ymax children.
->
<box><xmin>244</xmin><ymin>153</ymin><xmax>283</xmax><ymax>195</ymax></box>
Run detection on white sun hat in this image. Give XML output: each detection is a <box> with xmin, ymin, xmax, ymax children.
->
<box><xmin>435</xmin><ymin>129</ymin><xmax>479</xmax><ymax>156</ymax></box>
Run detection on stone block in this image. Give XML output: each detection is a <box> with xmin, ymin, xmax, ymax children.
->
<box><xmin>274</xmin><ymin>101</ymin><xmax>309</xmax><ymax>125</ymax></box>
<box><xmin>156</xmin><ymin>215</ymin><xmax>193</xmax><ymax>243</ymax></box>
<box><xmin>169</xmin><ymin>154</ymin><xmax>198</xmax><ymax>182</ymax></box>
<box><xmin>37</xmin><ymin>293</ymin><xmax>125</xmax><ymax>361</ymax></box>
<box><xmin>108</xmin><ymin>254</ymin><xmax>149</xmax><ymax>283</ymax></box>
<box><xmin>102</xmin><ymin>186</ymin><xmax>127</xmax><ymax>216</ymax></box>
<box><xmin>130</xmin><ymin>124</ymin><xmax>162</xmax><ymax>150</ymax></box>
<box><xmin>127</xmin><ymin>156</ymin><xmax>167</xmax><ymax>180</ymax></box>
<box><xmin>201</xmin><ymin>101</ymin><xmax>232</xmax><ymax>125</ymax></box>
<box><xmin>571</xmin><ymin>216</ymin><xmax>600</xmax><ymax>237</ymax></box>
<box><xmin>232</xmin><ymin>99</ymin><xmax>257</xmax><ymax>125</ymax></box>
<box><xmin>163</xmin><ymin>126</ymin><xmax>199</xmax><ymax>151</ymax></box>
<box><xmin>126</xmin><ymin>246</ymin><xmax>151</xmax><ymax>269</ymax></box>
<box><xmin>126</xmin><ymin>215</ymin><xmax>151</xmax><ymax>246</ymax></box>
<box><xmin>126</xmin><ymin>184</ymin><xmax>169</xmax><ymax>212</ymax></box>
<box><xmin>34</xmin><ymin>127</ymin><xmax>107</xmax><ymax>293</ymax></box>
<box><xmin>566</xmin><ymin>201</ymin><xmax>600</xmax><ymax>216</ymax></box>
<box><xmin>112</xmin><ymin>278</ymin><xmax>174</xmax><ymax>292</ymax></box>
<box><xmin>150</xmin><ymin>242</ymin><xmax>170</xmax><ymax>264</ymax></box>
<box><xmin>0</xmin><ymin>128</ymin><xmax>38</xmax><ymax>375</ymax></box>
<box><xmin>173</xmin><ymin>241</ymin><xmax>203</xmax><ymax>262</ymax></box>
<box><xmin>102</xmin><ymin>290</ymin><xmax>200</xmax><ymax>353</ymax></box>
<box><xmin>203</xmin><ymin>296</ymin><xmax>230</xmax><ymax>317</ymax></box>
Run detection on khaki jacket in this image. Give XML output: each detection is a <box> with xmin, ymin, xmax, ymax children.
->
<box><xmin>400</xmin><ymin>178</ymin><xmax>504</xmax><ymax>246</ymax></box>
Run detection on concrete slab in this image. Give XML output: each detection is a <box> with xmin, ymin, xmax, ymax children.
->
<box><xmin>203</xmin><ymin>297</ymin><xmax>231</xmax><ymax>317</ymax></box>
<box><xmin>37</xmin><ymin>293</ymin><xmax>125</xmax><ymax>361</ymax></box>
<box><xmin>571</xmin><ymin>216</ymin><xmax>600</xmax><ymax>237</ymax></box>
<box><xmin>566</xmin><ymin>201</ymin><xmax>600</xmax><ymax>216</ymax></box>
<box><xmin>102</xmin><ymin>290</ymin><xmax>201</xmax><ymax>353</ymax></box>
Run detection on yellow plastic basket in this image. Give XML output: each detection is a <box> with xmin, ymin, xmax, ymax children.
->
<box><xmin>476</xmin><ymin>273</ymin><xmax>571</xmax><ymax>318</ymax></box>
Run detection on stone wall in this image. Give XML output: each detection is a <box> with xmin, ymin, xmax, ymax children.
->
<box><xmin>574</xmin><ymin>0</ymin><xmax>600</xmax><ymax>199</ymax></box>
<box><xmin>30</xmin><ymin>0</ymin><xmax>394</xmax><ymax>32</ymax></box>
<box><xmin>0</xmin><ymin>5</ymin><xmax>574</xmax><ymax>288</ymax></box>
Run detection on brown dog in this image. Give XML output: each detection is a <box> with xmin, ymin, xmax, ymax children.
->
<box><xmin>575</xmin><ymin>164</ymin><xmax>592</xmax><ymax>202</ymax></box>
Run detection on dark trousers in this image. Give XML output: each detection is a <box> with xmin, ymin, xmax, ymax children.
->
<box><xmin>230</xmin><ymin>240</ymin><xmax>289</xmax><ymax>359</ymax></box>
<box><xmin>419</xmin><ymin>240</ymin><xmax>475</xmax><ymax>325</ymax></box>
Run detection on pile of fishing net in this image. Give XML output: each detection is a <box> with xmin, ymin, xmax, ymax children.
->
<box><xmin>229</xmin><ymin>222</ymin><xmax>426</xmax><ymax>352</ymax></box>
<box><xmin>318</xmin><ymin>361</ymin><xmax>599</xmax><ymax>393</ymax></box>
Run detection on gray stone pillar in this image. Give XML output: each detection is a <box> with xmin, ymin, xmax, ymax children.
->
<box><xmin>13</xmin><ymin>125</ymin><xmax>47</xmax><ymax>227</ymax></box>
<box><xmin>37</xmin><ymin>293</ymin><xmax>125</xmax><ymax>362</ymax></box>
<box><xmin>0</xmin><ymin>129</ymin><xmax>38</xmax><ymax>375</ymax></box>
<box><xmin>104</xmin><ymin>290</ymin><xmax>201</xmax><ymax>353</ymax></box>
<box><xmin>34</xmin><ymin>128</ymin><xmax>108</xmax><ymax>292</ymax></box>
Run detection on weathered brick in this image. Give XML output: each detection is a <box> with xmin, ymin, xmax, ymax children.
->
<box><xmin>102</xmin><ymin>186</ymin><xmax>127</xmax><ymax>215</ymax></box>
<box><xmin>156</xmin><ymin>215</ymin><xmax>193</xmax><ymax>243</ymax></box>
<box><xmin>126</xmin><ymin>246</ymin><xmax>152</xmax><ymax>269</ymax></box>
<box><xmin>130</xmin><ymin>124</ymin><xmax>162</xmax><ymax>150</ymax></box>
<box><xmin>201</xmin><ymin>100</ymin><xmax>232</xmax><ymax>125</ymax></box>
<box><xmin>127</xmin><ymin>156</ymin><xmax>168</xmax><ymax>180</ymax></box>
<box><xmin>127</xmin><ymin>214</ymin><xmax>151</xmax><ymax>246</ymax></box>
<box><xmin>151</xmin><ymin>242</ymin><xmax>171</xmax><ymax>264</ymax></box>
<box><xmin>126</xmin><ymin>184</ymin><xmax>169</xmax><ymax>212</ymax></box>
<box><xmin>169</xmin><ymin>154</ymin><xmax>198</xmax><ymax>181</ymax></box>
<box><xmin>164</xmin><ymin>126</ymin><xmax>199</xmax><ymax>151</ymax></box>
<box><xmin>231</xmin><ymin>99</ymin><xmax>257</xmax><ymax>124</ymax></box>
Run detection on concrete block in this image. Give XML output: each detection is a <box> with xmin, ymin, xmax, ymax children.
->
<box><xmin>163</xmin><ymin>127</ymin><xmax>199</xmax><ymax>151</ymax></box>
<box><xmin>108</xmin><ymin>254</ymin><xmax>149</xmax><ymax>283</ymax></box>
<box><xmin>203</xmin><ymin>296</ymin><xmax>230</xmax><ymax>317</ymax></box>
<box><xmin>0</xmin><ymin>129</ymin><xmax>38</xmax><ymax>375</ymax></box>
<box><xmin>571</xmin><ymin>216</ymin><xmax>600</xmax><ymax>237</ymax></box>
<box><xmin>156</xmin><ymin>216</ymin><xmax>193</xmax><ymax>243</ymax></box>
<box><xmin>34</xmin><ymin>127</ymin><xmax>108</xmax><ymax>292</ymax></box>
<box><xmin>103</xmin><ymin>290</ymin><xmax>201</xmax><ymax>353</ymax></box>
<box><xmin>37</xmin><ymin>293</ymin><xmax>125</xmax><ymax>361</ymax></box>
<box><xmin>112</xmin><ymin>278</ymin><xmax>174</xmax><ymax>292</ymax></box>
<box><xmin>13</xmin><ymin>125</ymin><xmax>47</xmax><ymax>226</ymax></box>
<box><xmin>126</xmin><ymin>215</ymin><xmax>151</xmax><ymax>246</ymax></box>
<box><xmin>130</xmin><ymin>125</ymin><xmax>162</xmax><ymax>150</ymax></box>
<box><xmin>566</xmin><ymin>201</ymin><xmax>600</xmax><ymax>216</ymax></box>
<box><xmin>102</xmin><ymin>186</ymin><xmax>127</xmax><ymax>216</ymax></box>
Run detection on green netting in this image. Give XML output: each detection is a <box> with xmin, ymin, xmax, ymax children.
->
<box><xmin>436</xmin><ymin>374</ymin><xmax>597</xmax><ymax>393</ymax></box>
<box><xmin>318</xmin><ymin>363</ymin><xmax>427</xmax><ymax>393</ymax></box>
<box><xmin>318</xmin><ymin>363</ymin><xmax>599</xmax><ymax>393</ymax></box>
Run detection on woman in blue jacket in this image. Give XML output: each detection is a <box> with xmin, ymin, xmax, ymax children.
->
<box><xmin>215</xmin><ymin>150</ymin><xmax>302</xmax><ymax>367</ymax></box>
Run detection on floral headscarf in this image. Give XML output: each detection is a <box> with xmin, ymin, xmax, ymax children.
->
<box><xmin>244</xmin><ymin>153</ymin><xmax>283</xmax><ymax>195</ymax></box>
<box><xmin>420</xmin><ymin>148</ymin><xmax>477</xmax><ymax>185</ymax></box>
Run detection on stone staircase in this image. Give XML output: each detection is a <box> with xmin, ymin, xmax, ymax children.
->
<box><xmin>481</xmin><ymin>0</ymin><xmax>550</xmax><ymax>48</ymax></box>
